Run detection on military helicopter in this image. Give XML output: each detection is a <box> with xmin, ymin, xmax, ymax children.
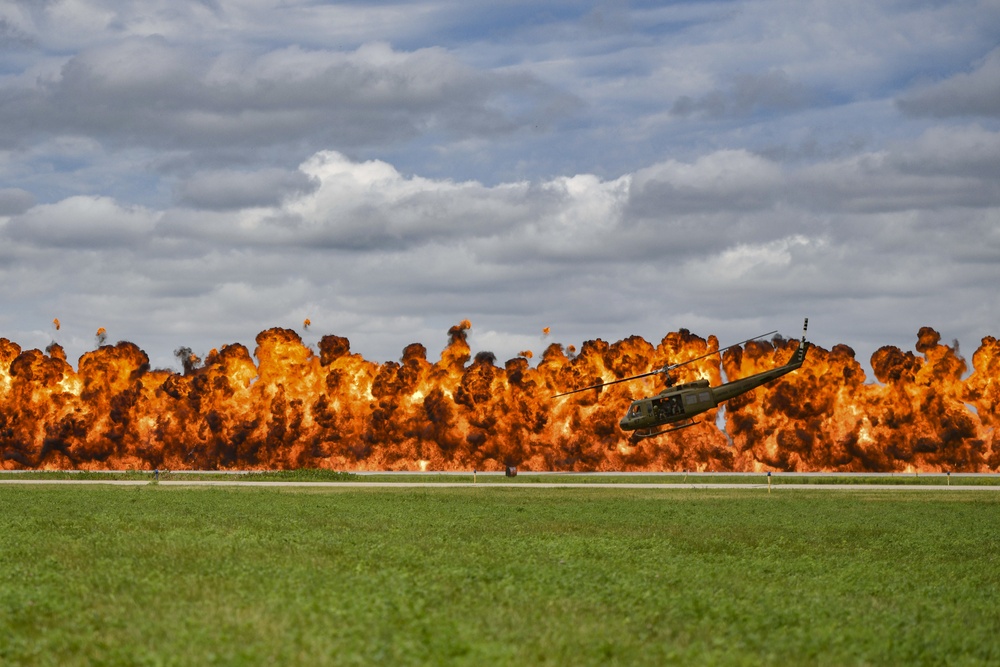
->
<box><xmin>554</xmin><ymin>319</ymin><xmax>809</xmax><ymax>439</ymax></box>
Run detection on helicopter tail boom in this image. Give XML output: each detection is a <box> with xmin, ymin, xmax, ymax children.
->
<box><xmin>711</xmin><ymin>320</ymin><xmax>809</xmax><ymax>404</ymax></box>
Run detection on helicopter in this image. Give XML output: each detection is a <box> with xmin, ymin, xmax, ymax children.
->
<box><xmin>554</xmin><ymin>319</ymin><xmax>810</xmax><ymax>439</ymax></box>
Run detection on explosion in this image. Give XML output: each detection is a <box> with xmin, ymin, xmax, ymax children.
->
<box><xmin>0</xmin><ymin>322</ymin><xmax>996</xmax><ymax>472</ymax></box>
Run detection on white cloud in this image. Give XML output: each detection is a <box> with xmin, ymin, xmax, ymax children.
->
<box><xmin>704</xmin><ymin>235</ymin><xmax>813</xmax><ymax>278</ymax></box>
<box><xmin>0</xmin><ymin>0</ymin><xmax>997</xmax><ymax>379</ymax></box>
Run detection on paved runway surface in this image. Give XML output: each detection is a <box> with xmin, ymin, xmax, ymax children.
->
<box><xmin>1</xmin><ymin>479</ymin><xmax>998</xmax><ymax>490</ymax></box>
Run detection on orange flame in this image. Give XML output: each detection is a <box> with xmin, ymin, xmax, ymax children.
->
<box><xmin>53</xmin><ymin>318</ymin><xmax>61</xmax><ymax>331</ymax></box>
<box><xmin>0</xmin><ymin>322</ymin><xmax>996</xmax><ymax>472</ymax></box>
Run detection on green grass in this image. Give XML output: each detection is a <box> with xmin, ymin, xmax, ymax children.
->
<box><xmin>1</xmin><ymin>487</ymin><xmax>999</xmax><ymax>666</ymax></box>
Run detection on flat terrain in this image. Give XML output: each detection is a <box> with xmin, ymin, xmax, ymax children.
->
<box><xmin>3</xmin><ymin>469</ymin><xmax>1000</xmax><ymax>486</ymax></box>
<box><xmin>2</xmin><ymin>485</ymin><xmax>999</xmax><ymax>666</ymax></box>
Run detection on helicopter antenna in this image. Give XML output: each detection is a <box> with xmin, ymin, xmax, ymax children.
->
<box><xmin>552</xmin><ymin>329</ymin><xmax>778</xmax><ymax>399</ymax></box>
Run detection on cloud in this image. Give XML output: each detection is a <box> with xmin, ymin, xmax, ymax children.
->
<box><xmin>628</xmin><ymin>150</ymin><xmax>784</xmax><ymax>217</ymax></box>
<box><xmin>2</xmin><ymin>137</ymin><xmax>998</xmax><ymax>374</ymax></box>
<box><xmin>790</xmin><ymin>126</ymin><xmax>1000</xmax><ymax>214</ymax></box>
<box><xmin>1</xmin><ymin>0</ymin><xmax>998</xmax><ymax>378</ymax></box>
<box><xmin>4</xmin><ymin>195</ymin><xmax>158</xmax><ymax>248</ymax></box>
<box><xmin>897</xmin><ymin>47</ymin><xmax>1000</xmax><ymax>118</ymax></box>
<box><xmin>0</xmin><ymin>188</ymin><xmax>35</xmax><ymax>216</ymax></box>
<box><xmin>0</xmin><ymin>16</ymin><xmax>36</xmax><ymax>49</ymax></box>
<box><xmin>175</xmin><ymin>168</ymin><xmax>319</xmax><ymax>210</ymax></box>
<box><xmin>671</xmin><ymin>69</ymin><xmax>816</xmax><ymax>119</ymax></box>
<box><xmin>889</xmin><ymin>124</ymin><xmax>1000</xmax><ymax>179</ymax></box>
<box><xmin>145</xmin><ymin>138</ymin><xmax>1000</xmax><ymax>281</ymax></box>
<box><xmin>0</xmin><ymin>38</ymin><xmax>574</xmax><ymax>153</ymax></box>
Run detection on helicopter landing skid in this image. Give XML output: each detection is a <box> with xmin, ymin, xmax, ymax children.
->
<box><xmin>632</xmin><ymin>419</ymin><xmax>700</xmax><ymax>439</ymax></box>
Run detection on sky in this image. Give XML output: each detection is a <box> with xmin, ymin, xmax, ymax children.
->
<box><xmin>1</xmin><ymin>0</ymin><xmax>998</xmax><ymax>377</ymax></box>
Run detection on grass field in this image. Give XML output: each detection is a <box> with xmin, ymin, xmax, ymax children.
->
<box><xmin>2</xmin><ymin>485</ymin><xmax>999</xmax><ymax>666</ymax></box>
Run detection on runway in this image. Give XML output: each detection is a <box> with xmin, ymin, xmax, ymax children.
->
<box><xmin>1</xmin><ymin>479</ymin><xmax>998</xmax><ymax>491</ymax></box>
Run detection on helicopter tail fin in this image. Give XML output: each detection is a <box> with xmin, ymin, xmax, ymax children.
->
<box><xmin>785</xmin><ymin>318</ymin><xmax>809</xmax><ymax>370</ymax></box>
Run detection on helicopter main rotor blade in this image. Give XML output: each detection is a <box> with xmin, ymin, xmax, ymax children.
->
<box><xmin>551</xmin><ymin>368</ymin><xmax>661</xmax><ymax>398</ymax></box>
<box><xmin>655</xmin><ymin>330</ymin><xmax>777</xmax><ymax>375</ymax></box>
<box><xmin>551</xmin><ymin>329</ymin><xmax>778</xmax><ymax>399</ymax></box>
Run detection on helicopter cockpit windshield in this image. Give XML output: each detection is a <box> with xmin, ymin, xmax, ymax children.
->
<box><xmin>627</xmin><ymin>403</ymin><xmax>643</xmax><ymax>418</ymax></box>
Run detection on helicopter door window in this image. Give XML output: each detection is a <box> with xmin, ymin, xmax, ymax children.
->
<box><xmin>699</xmin><ymin>391</ymin><xmax>711</xmax><ymax>403</ymax></box>
<box><xmin>684</xmin><ymin>394</ymin><xmax>697</xmax><ymax>405</ymax></box>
